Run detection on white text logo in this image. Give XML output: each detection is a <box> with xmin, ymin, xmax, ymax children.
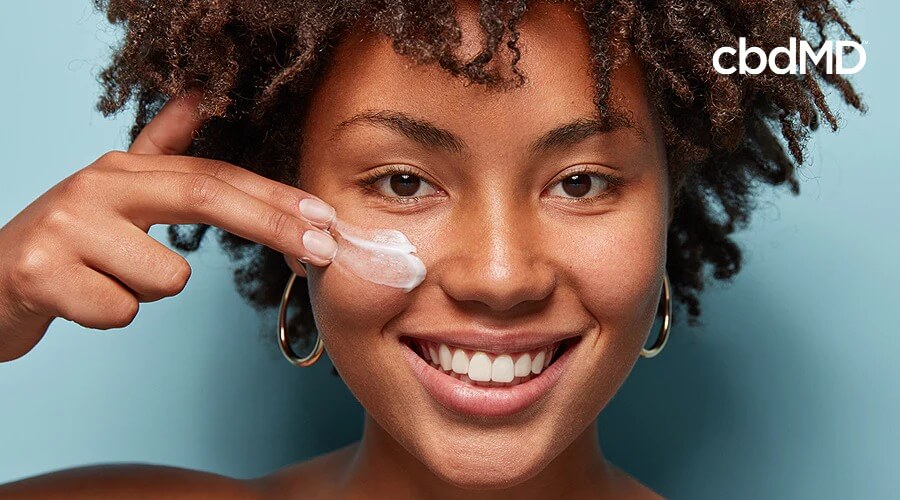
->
<box><xmin>712</xmin><ymin>37</ymin><xmax>866</xmax><ymax>75</ymax></box>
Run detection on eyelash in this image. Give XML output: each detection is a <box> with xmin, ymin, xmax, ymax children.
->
<box><xmin>359</xmin><ymin>165</ymin><xmax>442</xmax><ymax>204</ymax></box>
<box><xmin>547</xmin><ymin>165</ymin><xmax>626</xmax><ymax>204</ymax></box>
<box><xmin>358</xmin><ymin>164</ymin><xmax>625</xmax><ymax>204</ymax></box>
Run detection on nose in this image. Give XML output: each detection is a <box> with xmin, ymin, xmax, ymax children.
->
<box><xmin>437</xmin><ymin>200</ymin><xmax>557</xmax><ymax>314</ymax></box>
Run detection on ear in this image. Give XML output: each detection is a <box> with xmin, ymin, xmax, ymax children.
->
<box><xmin>283</xmin><ymin>253</ymin><xmax>309</xmax><ymax>278</ymax></box>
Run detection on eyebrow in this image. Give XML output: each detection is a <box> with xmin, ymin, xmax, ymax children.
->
<box><xmin>331</xmin><ymin>109</ymin><xmax>647</xmax><ymax>156</ymax></box>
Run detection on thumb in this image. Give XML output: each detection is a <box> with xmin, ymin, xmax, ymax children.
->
<box><xmin>128</xmin><ymin>89</ymin><xmax>206</xmax><ymax>155</ymax></box>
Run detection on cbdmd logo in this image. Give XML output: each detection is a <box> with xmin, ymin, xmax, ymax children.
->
<box><xmin>713</xmin><ymin>37</ymin><xmax>866</xmax><ymax>75</ymax></box>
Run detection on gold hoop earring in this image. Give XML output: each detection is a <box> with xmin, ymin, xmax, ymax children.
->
<box><xmin>278</xmin><ymin>272</ymin><xmax>324</xmax><ymax>367</ymax></box>
<box><xmin>640</xmin><ymin>272</ymin><xmax>672</xmax><ymax>359</ymax></box>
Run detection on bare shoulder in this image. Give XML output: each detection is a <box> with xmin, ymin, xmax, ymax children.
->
<box><xmin>0</xmin><ymin>463</ymin><xmax>261</xmax><ymax>499</ymax></box>
<box><xmin>257</xmin><ymin>443</ymin><xmax>358</xmax><ymax>497</ymax></box>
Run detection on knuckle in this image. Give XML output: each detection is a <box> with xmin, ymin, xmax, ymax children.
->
<box><xmin>267</xmin><ymin>183</ymin><xmax>295</xmax><ymax>208</ymax></box>
<box><xmin>266</xmin><ymin>210</ymin><xmax>292</xmax><ymax>244</ymax></box>
<box><xmin>41</xmin><ymin>207</ymin><xmax>77</xmax><ymax>232</ymax></box>
<box><xmin>63</xmin><ymin>166</ymin><xmax>104</xmax><ymax>196</ymax></box>
<box><xmin>108</xmin><ymin>296</ymin><xmax>140</xmax><ymax>328</ymax></box>
<box><xmin>207</xmin><ymin>160</ymin><xmax>231</xmax><ymax>182</ymax></box>
<box><xmin>158</xmin><ymin>258</ymin><xmax>192</xmax><ymax>295</ymax></box>
<box><xmin>11</xmin><ymin>247</ymin><xmax>52</xmax><ymax>286</ymax></box>
<box><xmin>184</xmin><ymin>174</ymin><xmax>221</xmax><ymax>207</ymax></box>
<box><xmin>95</xmin><ymin>150</ymin><xmax>129</xmax><ymax>170</ymax></box>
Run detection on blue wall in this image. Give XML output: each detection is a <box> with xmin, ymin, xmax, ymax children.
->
<box><xmin>1</xmin><ymin>2</ymin><xmax>896</xmax><ymax>498</ymax></box>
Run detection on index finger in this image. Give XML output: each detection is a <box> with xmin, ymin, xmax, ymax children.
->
<box><xmin>128</xmin><ymin>89</ymin><xmax>205</xmax><ymax>155</ymax></box>
<box><xmin>113</xmin><ymin>154</ymin><xmax>336</xmax><ymax>230</ymax></box>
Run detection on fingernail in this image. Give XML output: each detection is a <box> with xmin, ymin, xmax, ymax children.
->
<box><xmin>302</xmin><ymin>229</ymin><xmax>338</xmax><ymax>261</ymax></box>
<box><xmin>299</xmin><ymin>198</ymin><xmax>336</xmax><ymax>226</ymax></box>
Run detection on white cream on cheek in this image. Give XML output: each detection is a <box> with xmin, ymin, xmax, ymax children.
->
<box><xmin>326</xmin><ymin>218</ymin><xmax>426</xmax><ymax>292</ymax></box>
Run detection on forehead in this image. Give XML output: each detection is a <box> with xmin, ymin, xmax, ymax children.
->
<box><xmin>303</xmin><ymin>1</ymin><xmax>654</xmax><ymax>148</ymax></box>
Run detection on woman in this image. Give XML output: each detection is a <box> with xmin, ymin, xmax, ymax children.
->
<box><xmin>0</xmin><ymin>0</ymin><xmax>864</xmax><ymax>497</ymax></box>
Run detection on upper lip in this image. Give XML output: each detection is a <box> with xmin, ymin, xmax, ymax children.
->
<box><xmin>398</xmin><ymin>324</ymin><xmax>590</xmax><ymax>354</ymax></box>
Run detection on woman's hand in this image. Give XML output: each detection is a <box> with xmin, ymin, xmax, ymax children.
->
<box><xmin>0</xmin><ymin>90</ymin><xmax>337</xmax><ymax>362</ymax></box>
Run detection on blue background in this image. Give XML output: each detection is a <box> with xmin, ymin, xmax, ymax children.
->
<box><xmin>1</xmin><ymin>2</ymin><xmax>897</xmax><ymax>498</ymax></box>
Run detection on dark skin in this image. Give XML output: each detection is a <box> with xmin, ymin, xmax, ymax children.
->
<box><xmin>84</xmin><ymin>0</ymin><xmax>866</xmax><ymax>342</ymax></box>
<box><xmin>281</xmin><ymin>2</ymin><xmax>667</xmax><ymax>497</ymax></box>
<box><xmin>1</xmin><ymin>0</ymin><xmax>868</xmax><ymax>495</ymax></box>
<box><xmin>0</xmin><ymin>446</ymin><xmax>653</xmax><ymax>499</ymax></box>
<box><xmin>0</xmin><ymin>2</ymin><xmax>672</xmax><ymax>498</ymax></box>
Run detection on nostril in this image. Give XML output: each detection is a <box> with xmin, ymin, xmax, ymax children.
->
<box><xmin>438</xmin><ymin>264</ymin><xmax>557</xmax><ymax>314</ymax></box>
<box><xmin>435</xmin><ymin>223</ymin><xmax>556</xmax><ymax>307</ymax></box>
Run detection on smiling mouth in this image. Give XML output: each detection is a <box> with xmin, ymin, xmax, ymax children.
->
<box><xmin>402</xmin><ymin>337</ymin><xmax>579</xmax><ymax>388</ymax></box>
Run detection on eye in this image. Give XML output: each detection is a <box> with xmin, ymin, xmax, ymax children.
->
<box><xmin>547</xmin><ymin>172</ymin><xmax>611</xmax><ymax>199</ymax></box>
<box><xmin>367</xmin><ymin>171</ymin><xmax>438</xmax><ymax>199</ymax></box>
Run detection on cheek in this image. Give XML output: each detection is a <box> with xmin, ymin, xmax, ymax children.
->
<box><xmin>305</xmin><ymin>262</ymin><xmax>406</xmax><ymax>371</ymax></box>
<box><xmin>563</xmin><ymin>174</ymin><xmax>669</xmax><ymax>336</ymax></box>
<box><xmin>558</xmin><ymin>202</ymin><xmax>668</xmax><ymax>377</ymax></box>
<box><xmin>571</xmin><ymin>212</ymin><xmax>666</xmax><ymax>325</ymax></box>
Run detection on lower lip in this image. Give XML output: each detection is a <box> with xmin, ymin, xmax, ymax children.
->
<box><xmin>400</xmin><ymin>340</ymin><xmax>577</xmax><ymax>418</ymax></box>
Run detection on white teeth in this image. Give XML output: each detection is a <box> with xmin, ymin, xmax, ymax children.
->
<box><xmin>514</xmin><ymin>354</ymin><xmax>532</xmax><ymax>377</ymax></box>
<box><xmin>417</xmin><ymin>340</ymin><xmax>563</xmax><ymax>385</ymax></box>
<box><xmin>531</xmin><ymin>351</ymin><xmax>546</xmax><ymax>374</ymax></box>
<box><xmin>468</xmin><ymin>352</ymin><xmax>492</xmax><ymax>382</ymax></box>
<box><xmin>451</xmin><ymin>349</ymin><xmax>469</xmax><ymax>374</ymax></box>
<box><xmin>491</xmin><ymin>355</ymin><xmax>515</xmax><ymax>383</ymax></box>
<box><xmin>439</xmin><ymin>344</ymin><xmax>452</xmax><ymax>371</ymax></box>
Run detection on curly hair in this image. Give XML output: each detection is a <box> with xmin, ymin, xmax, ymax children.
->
<box><xmin>92</xmin><ymin>0</ymin><xmax>865</xmax><ymax>346</ymax></box>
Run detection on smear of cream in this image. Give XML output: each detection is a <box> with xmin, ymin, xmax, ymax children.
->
<box><xmin>325</xmin><ymin>218</ymin><xmax>426</xmax><ymax>292</ymax></box>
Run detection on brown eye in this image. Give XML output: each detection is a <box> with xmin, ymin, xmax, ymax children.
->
<box><xmin>561</xmin><ymin>174</ymin><xmax>591</xmax><ymax>197</ymax></box>
<box><xmin>548</xmin><ymin>172</ymin><xmax>610</xmax><ymax>199</ymax></box>
<box><xmin>370</xmin><ymin>171</ymin><xmax>437</xmax><ymax>199</ymax></box>
<box><xmin>389</xmin><ymin>174</ymin><xmax>421</xmax><ymax>197</ymax></box>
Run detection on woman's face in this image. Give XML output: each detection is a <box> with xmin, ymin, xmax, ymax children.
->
<box><xmin>291</xmin><ymin>1</ymin><xmax>669</xmax><ymax>489</ymax></box>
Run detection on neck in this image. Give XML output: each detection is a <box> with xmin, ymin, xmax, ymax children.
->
<box><xmin>340</xmin><ymin>415</ymin><xmax>618</xmax><ymax>499</ymax></box>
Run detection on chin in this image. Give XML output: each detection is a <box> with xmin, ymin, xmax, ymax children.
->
<box><xmin>403</xmin><ymin>418</ymin><xmax>567</xmax><ymax>490</ymax></box>
<box><xmin>421</xmin><ymin>446</ymin><xmax>551</xmax><ymax>490</ymax></box>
